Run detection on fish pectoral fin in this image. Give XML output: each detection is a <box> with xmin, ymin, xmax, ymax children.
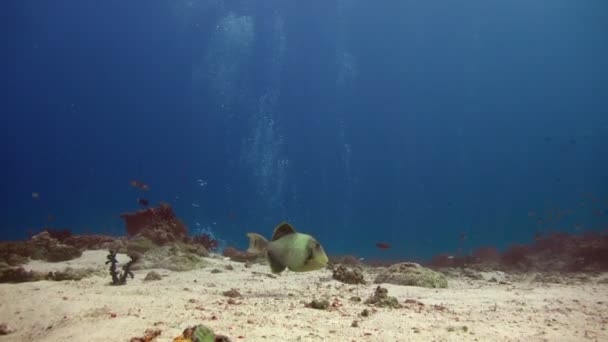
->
<box><xmin>266</xmin><ymin>250</ymin><xmax>286</xmax><ymax>274</ymax></box>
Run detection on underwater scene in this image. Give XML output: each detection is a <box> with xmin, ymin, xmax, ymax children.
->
<box><xmin>2</xmin><ymin>0</ymin><xmax>607</xmax><ymax>341</ymax></box>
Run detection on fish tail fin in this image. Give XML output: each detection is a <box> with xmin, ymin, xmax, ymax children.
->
<box><xmin>246</xmin><ymin>233</ymin><xmax>268</xmax><ymax>254</ymax></box>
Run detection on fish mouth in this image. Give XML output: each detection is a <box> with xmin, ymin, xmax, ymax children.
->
<box><xmin>316</xmin><ymin>253</ymin><xmax>329</xmax><ymax>266</ymax></box>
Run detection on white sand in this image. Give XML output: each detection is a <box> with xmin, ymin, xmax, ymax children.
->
<box><xmin>0</xmin><ymin>250</ymin><xmax>607</xmax><ymax>341</ymax></box>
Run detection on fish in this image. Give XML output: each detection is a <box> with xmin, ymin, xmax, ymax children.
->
<box><xmin>246</xmin><ymin>222</ymin><xmax>329</xmax><ymax>274</ymax></box>
<box><xmin>129</xmin><ymin>180</ymin><xmax>150</xmax><ymax>191</ymax></box>
<box><xmin>137</xmin><ymin>198</ymin><xmax>149</xmax><ymax>206</ymax></box>
<box><xmin>376</xmin><ymin>242</ymin><xmax>391</xmax><ymax>249</ymax></box>
<box><xmin>32</xmin><ymin>192</ymin><xmax>40</xmax><ymax>199</ymax></box>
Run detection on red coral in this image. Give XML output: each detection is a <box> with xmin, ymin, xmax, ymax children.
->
<box><xmin>500</xmin><ymin>244</ymin><xmax>532</xmax><ymax>269</ymax></box>
<box><xmin>472</xmin><ymin>246</ymin><xmax>500</xmax><ymax>263</ymax></box>
<box><xmin>192</xmin><ymin>233</ymin><xmax>219</xmax><ymax>252</ymax></box>
<box><xmin>120</xmin><ymin>203</ymin><xmax>187</xmax><ymax>245</ymax></box>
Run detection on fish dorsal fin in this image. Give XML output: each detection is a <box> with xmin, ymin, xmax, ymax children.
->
<box><xmin>271</xmin><ymin>222</ymin><xmax>296</xmax><ymax>241</ymax></box>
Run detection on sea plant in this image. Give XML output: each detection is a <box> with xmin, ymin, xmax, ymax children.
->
<box><xmin>106</xmin><ymin>250</ymin><xmax>137</xmax><ymax>285</ymax></box>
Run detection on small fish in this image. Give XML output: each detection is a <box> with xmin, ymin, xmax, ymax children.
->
<box><xmin>129</xmin><ymin>180</ymin><xmax>150</xmax><ymax>191</ymax></box>
<box><xmin>32</xmin><ymin>192</ymin><xmax>40</xmax><ymax>199</ymax></box>
<box><xmin>192</xmin><ymin>203</ymin><xmax>200</xmax><ymax>208</ymax></box>
<box><xmin>459</xmin><ymin>233</ymin><xmax>467</xmax><ymax>241</ymax></box>
<box><xmin>376</xmin><ymin>242</ymin><xmax>391</xmax><ymax>250</ymax></box>
<box><xmin>246</xmin><ymin>222</ymin><xmax>328</xmax><ymax>274</ymax></box>
<box><xmin>137</xmin><ymin>198</ymin><xmax>149</xmax><ymax>206</ymax></box>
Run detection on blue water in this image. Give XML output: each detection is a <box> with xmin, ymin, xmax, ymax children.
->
<box><xmin>3</xmin><ymin>0</ymin><xmax>607</xmax><ymax>260</ymax></box>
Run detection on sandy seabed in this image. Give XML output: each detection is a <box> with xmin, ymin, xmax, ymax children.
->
<box><xmin>0</xmin><ymin>250</ymin><xmax>607</xmax><ymax>342</ymax></box>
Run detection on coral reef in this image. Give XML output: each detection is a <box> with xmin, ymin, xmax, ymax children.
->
<box><xmin>332</xmin><ymin>265</ymin><xmax>366</xmax><ymax>284</ymax></box>
<box><xmin>43</xmin><ymin>228</ymin><xmax>72</xmax><ymax>242</ymax></box>
<box><xmin>120</xmin><ymin>203</ymin><xmax>188</xmax><ymax>245</ymax></box>
<box><xmin>63</xmin><ymin>234</ymin><xmax>120</xmax><ymax>251</ymax></box>
<box><xmin>30</xmin><ymin>231</ymin><xmax>82</xmax><ymax>262</ymax></box>
<box><xmin>106</xmin><ymin>251</ymin><xmax>137</xmax><ymax>285</ymax></box>
<box><xmin>374</xmin><ymin>262</ymin><xmax>448</xmax><ymax>288</ymax></box>
<box><xmin>189</xmin><ymin>233</ymin><xmax>219</xmax><ymax>252</ymax></box>
<box><xmin>0</xmin><ymin>241</ymin><xmax>35</xmax><ymax>266</ymax></box>
<box><xmin>428</xmin><ymin>231</ymin><xmax>608</xmax><ymax>273</ymax></box>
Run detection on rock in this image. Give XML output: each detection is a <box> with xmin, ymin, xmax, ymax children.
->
<box><xmin>45</xmin><ymin>244</ymin><xmax>82</xmax><ymax>262</ymax></box>
<box><xmin>143</xmin><ymin>271</ymin><xmax>163</xmax><ymax>281</ymax></box>
<box><xmin>181</xmin><ymin>242</ymin><xmax>209</xmax><ymax>258</ymax></box>
<box><xmin>177</xmin><ymin>324</ymin><xmax>232</xmax><ymax>342</ymax></box>
<box><xmin>364</xmin><ymin>286</ymin><xmax>402</xmax><ymax>308</ymax></box>
<box><xmin>0</xmin><ymin>323</ymin><xmax>15</xmax><ymax>335</ymax></box>
<box><xmin>222</xmin><ymin>289</ymin><xmax>242</xmax><ymax>298</ymax></box>
<box><xmin>127</xmin><ymin>237</ymin><xmax>158</xmax><ymax>255</ymax></box>
<box><xmin>222</xmin><ymin>247</ymin><xmax>261</xmax><ymax>263</ymax></box>
<box><xmin>47</xmin><ymin>267</ymin><xmax>97</xmax><ymax>281</ymax></box>
<box><xmin>129</xmin><ymin>329</ymin><xmax>161</xmax><ymax>342</ymax></box>
<box><xmin>332</xmin><ymin>265</ymin><xmax>366</xmax><ymax>284</ymax></box>
<box><xmin>374</xmin><ymin>262</ymin><xmax>448</xmax><ymax>288</ymax></box>
<box><xmin>0</xmin><ymin>267</ymin><xmax>43</xmax><ymax>283</ymax></box>
<box><xmin>306</xmin><ymin>299</ymin><xmax>330</xmax><ymax>310</ymax></box>
<box><xmin>133</xmin><ymin>244</ymin><xmax>207</xmax><ymax>272</ymax></box>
